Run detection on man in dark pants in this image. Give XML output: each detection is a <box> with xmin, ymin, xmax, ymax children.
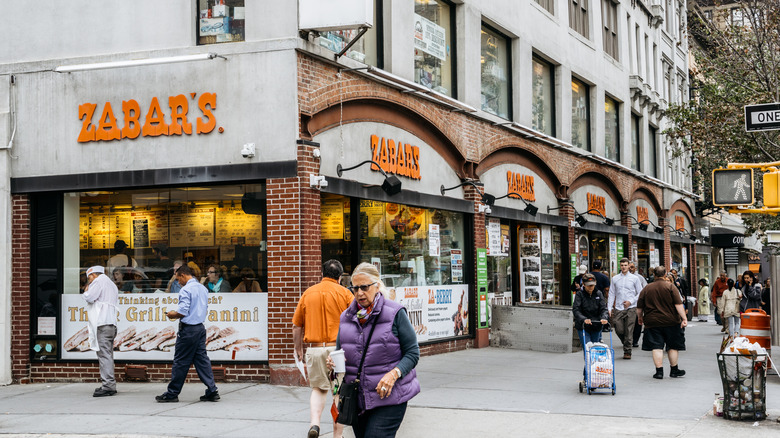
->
<box><xmin>156</xmin><ymin>264</ymin><xmax>219</xmax><ymax>403</ymax></box>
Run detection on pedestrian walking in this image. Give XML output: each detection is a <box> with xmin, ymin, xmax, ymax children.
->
<box><xmin>608</xmin><ymin>258</ymin><xmax>643</xmax><ymax>360</ymax></box>
<box><xmin>572</xmin><ymin>273</ymin><xmax>609</xmax><ymax>381</ymax></box>
<box><xmin>292</xmin><ymin>259</ymin><xmax>355</xmax><ymax>438</ymax></box>
<box><xmin>720</xmin><ymin>279</ymin><xmax>742</xmax><ymax>337</ymax></box>
<box><xmin>739</xmin><ymin>270</ymin><xmax>762</xmax><ymax>312</ymax></box>
<box><xmin>82</xmin><ymin>266</ymin><xmax>119</xmax><ymax>397</ymax></box>
<box><xmin>155</xmin><ymin>264</ymin><xmax>219</xmax><ymax>403</ymax></box>
<box><xmin>590</xmin><ymin>260</ymin><xmax>611</xmax><ymax>301</ymax></box>
<box><xmin>710</xmin><ymin>272</ymin><xmax>729</xmax><ymax>330</ymax></box>
<box><xmin>628</xmin><ymin>262</ymin><xmax>646</xmax><ymax>347</ymax></box>
<box><xmin>636</xmin><ymin>266</ymin><xmax>688</xmax><ymax>380</ymax></box>
<box><xmin>696</xmin><ymin>279</ymin><xmax>710</xmax><ymax>322</ymax></box>
<box><xmin>333</xmin><ymin>262</ymin><xmax>420</xmax><ymax>438</ymax></box>
<box><xmin>570</xmin><ymin>264</ymin><xmax>587</xmax><ymax>294</ymax></box>
<box><xmin>762</xmin><ymin>278</ymin><xmax>771</xmax><ymax>315</ymax></box>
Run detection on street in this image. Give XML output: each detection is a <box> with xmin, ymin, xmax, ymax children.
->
<box><xmin>1</xmin><ymin>319</ymin><xmax>779</xmax><ymax>437</ymax></box>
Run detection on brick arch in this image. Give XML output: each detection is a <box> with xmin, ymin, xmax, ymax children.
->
<box><xmin>569</xmin><ymin>172</ymin><xmax>627</xmax><ymax>212</ymax></box>
<box><xmin>474</xmin><ymin>146</ymin><xmax>566</xmax><ymax>199</ymax></box>
<box><xmin>668</xmin><ymin>198</ymin><xmax>695</xmax><ymax>228</ymax></box>
<box><xmin>629</xmin><ymin>187</ymin><xmax>662</xmax><ymax>216</ymax></box>
<box><xmin>302</xmin><ymin>98</ymin><xmax>472</xmax><ymax>178</ymax></box>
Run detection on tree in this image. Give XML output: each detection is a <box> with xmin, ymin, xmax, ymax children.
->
<box><xmin>666</xmin><ymin>0</ymin><xmax>780</xmax><ymax>235</ymax></box>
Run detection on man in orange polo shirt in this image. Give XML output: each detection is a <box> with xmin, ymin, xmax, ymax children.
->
<box><xmin>293</xmin><ymin>259</ymin><xmax>354</xmax><ymax>438</ymax></box>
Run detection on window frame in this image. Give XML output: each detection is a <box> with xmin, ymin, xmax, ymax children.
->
<box><xmin>195</xmin><ymin>0</ymin><xmax>246</xmax><ymax>46</ymax></box>
<box><xmin>571</xmin><ymin>76</ymin><xmax>591</xmax><ymax>151</ymax></box>
<box><xmin>413</xmin><ymin>0</ymin><xmax>458</xmax><ymax>98</ymax></box>
<box><xmin>631</xmin><ymin>113</ymin><xmax>641</xmax><ymax>171</ymax></box>
<box><xmin>604</xmin><ymin>95</ymin><xmax>620</xmax><ymax>162</ymax></box>
<box><xmin>601</xmin><ymin>0</ymin><xmax>619</xmax><ymax>60</ymax></box>
<box><xmin>532</xmin><ymin>55</ymin><xmax>556</xmax><ymax>137</ymax></box>
<box><xmin>480</xmin><ymin>22</ymin><xmax>513</xmax><ymax>120</ymax></box>
<box><xmin>569</xmin><ymin>0</ymin><xmax>590</xmax><ymax>39</ymax></box>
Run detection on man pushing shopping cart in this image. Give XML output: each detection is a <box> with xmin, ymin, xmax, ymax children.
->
<box><xmin>573</xmin><ymin>273</ymin><xmax>616</xmax><ymax>395</ymax></box>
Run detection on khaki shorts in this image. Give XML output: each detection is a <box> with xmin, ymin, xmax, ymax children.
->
<box><xmin>305</xmin><ymin>346</ymin><xmax>335</xmax><ymax>390</ymax></box>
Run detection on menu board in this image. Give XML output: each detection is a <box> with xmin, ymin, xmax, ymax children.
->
<box><xmin>131</xmin><ymin>211</ymin><xmax>169</xmax><ymax>247</ymax></box>
<box><xmin>321</xmin><ymin>200</ymin><xmax>344</xmax><ymax>240</ymax></box>
<box><xmin>216</xmin><ymin>207</ymin><xmax>262</xmax><ymax>246</ymax></box>
<box><xmin>169</xmin><ymin>209</ymin><xmax>214</xmax><ymax>247</ymax></box>
<box><xmin>79</xmin><ymin>213</ymin><xmax>90</xmax><ymax>249</ymax></box>
<box><xmin>132</xmin><ymin>218</ymin><xmax>149</xmax><ymax>248</ymax></box>
<box><xmin>86</xmin><ymin>212</ymin><xmax>132</xmax><ymax>249</ymax></box>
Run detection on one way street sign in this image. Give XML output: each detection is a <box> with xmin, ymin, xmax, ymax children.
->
<box><xmin>745</xmin><ymin>103</ymin><xmax>780</xmax><ymax>132</ymax></box>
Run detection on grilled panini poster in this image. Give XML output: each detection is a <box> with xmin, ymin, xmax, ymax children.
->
<box><xmin>385</xmin><ymin>284</ymin><xmax>469</xmax><ymax>342</ymax></box>
<box><xmin>61</xmin><ymin>293</ymin><xmax>269</xmax><ymax>361</ymax></box>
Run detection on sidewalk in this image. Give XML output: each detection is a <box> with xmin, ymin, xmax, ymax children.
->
<box><xmin>1</xmin><ymin>320</ymin><xmax>779</xmax><ymax>437</ymax></box>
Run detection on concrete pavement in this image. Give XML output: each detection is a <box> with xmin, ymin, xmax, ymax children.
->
<box><xmin>1</xmin><ymin>319</ymin><xmax>780</xmax><ymax>437</ymax></box>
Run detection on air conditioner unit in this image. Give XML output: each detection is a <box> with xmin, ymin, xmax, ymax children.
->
<box><xmin>299</xmin><ymin>0</ymin><xmax>373</xmax><ymax>31</ymax></box>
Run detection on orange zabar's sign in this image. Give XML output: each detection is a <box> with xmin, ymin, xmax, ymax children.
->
<box><xmin>587</xmin><ymin>193</ymin><xmax>606</xmax><ymax>217</ymax></box>
<box><xmin>675</xmin><ymin>215</ymin><xmax>685</xmax><ymax>231</ymax></box>
<box><xmin>636</xmin><ymin>206</ymin><xmax>649</xmax><ymax>224</ymax></box>
<box><xmin>77</xmin><ymin>93</ymin><xmax>218</xmax><ymax>143</ymax></box>
<box><xmin>506</xmin><ymin>171</ymin><xmax>535</xmax><ymax>202</ymax></box>
<box><xmin>370</xmin><ymin>135</ymin><xmax>421</xmax><ymax>180</ymax></box>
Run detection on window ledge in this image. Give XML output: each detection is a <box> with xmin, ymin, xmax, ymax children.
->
<box><xmin>568</xmin><ymin>29</ymin><xmax>595</xmax><ymax>51</ymax></box>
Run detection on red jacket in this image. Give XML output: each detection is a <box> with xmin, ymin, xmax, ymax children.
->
<box><xmin>711</xmin><ymin>277</ymin><xmax>729</xmax><ymax>305</ymax></box>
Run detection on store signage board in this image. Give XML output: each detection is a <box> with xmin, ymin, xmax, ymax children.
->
<box><xmin>712</xmin><ymin>168</ymin><xmax>754</xmax><ymax>206</ymax></box>
<box><xmin>62</xmin><ymin>293</ymin><xmax>269</xmax><ymax>361</ymax></box>
<box><xmin>724</xmin><ymin>247</ymin><xmax>740</xmax><ymax>265</ymax></box>
<box><xmin>587</xmin><ymin>193</ymin><xmax>606</xmax><ymax>217</ymax></box>
<box><xmin>413</xmin><ymin>13</ymin><xmax>447</xmax><ymax>61</ymax></box>
<box><xmin>388</xmin><ymin>284</ymin><xmax>469</xmax><ymax>341</ymax></box>
<box><xmin>506</xmin><ymin>171</ymin><xmax>535</xmax><ymax>202</ymax></box>
<box><xmin>745</xmin><ymin>103</ymin><xmax>780</xmax><ymax>132</ymax></box>
<box><xmin>370</xmin><ymin>134</ymin><xmax>421</xmax><ymax>180</ymax></box>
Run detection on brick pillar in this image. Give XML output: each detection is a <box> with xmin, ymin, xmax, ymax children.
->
<box><xmin>466</xmin><ymin>185</ymin><xmax>488</xmax><ymax>347</ymax></box>
<box><xmin>660</xmin><ymin>217</ymin><xmax>672</xmax><ymax>268</ymax></box>
<box><xmin>622</xmin><ymin>213</ymin><xmax>633</xmax><ymax>262</ymax></box>
<box><xmin>11</xmin><ymin>195</ymin><xmax>31</xmax><ymax>383</ymax></box>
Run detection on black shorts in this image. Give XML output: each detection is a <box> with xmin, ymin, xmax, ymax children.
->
<box><xmin>642</xmin><ymin>325</ymin><xmax>686</xmax><ymax>351</ymax></box>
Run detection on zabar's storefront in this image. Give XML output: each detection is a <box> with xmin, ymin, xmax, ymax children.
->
<box><xmin>8</xmin><ymin>50</ymin><xmax>302</xmax><ymax>383</ymax></box>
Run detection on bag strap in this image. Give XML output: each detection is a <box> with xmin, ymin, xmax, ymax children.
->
<box><xmin>355</xmin><ymin>316</ymin><xmax>378</xmax><ymax>382</ymax></box>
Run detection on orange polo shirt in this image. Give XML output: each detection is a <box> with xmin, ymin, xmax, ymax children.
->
<box><xmin>292</xmin><ymin>277</ymin><xmax>354</xmax><ymax>343</ymax></box>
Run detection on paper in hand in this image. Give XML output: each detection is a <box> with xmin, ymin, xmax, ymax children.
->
<box><xmin>294</xmin><ymin>352</ymin><xmax>307</xmax><ymax>381</ymax></box>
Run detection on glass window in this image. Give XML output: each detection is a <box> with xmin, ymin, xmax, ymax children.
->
<box><xmin>604</xmin><ymin>96</ymin><xmax>619</xmax><ymax>162</ymax></box>
<box><xmin>486</xmin><ymin>218</ymin><xmax>512</xmax><ymax>318</ymax></box>
<box><xmin>535</xmin><ymin>0</ymin><xmax>554</xmax><ymax>14</ymax></box>
<box><xmin>68</xmin><ymin>184</ymin><xmax>267</xmax><ymax>295</ymax></box>
<box><xmin>631</xmin><ymin>114</ymin><xmax>641</xmax><ymax>171</ymax></box>
<box><xmin>649</xmin><ymin>126</ymin><xmax>658</xmax><ymax>177</ymax></box>
<box><xmin>571</xmin><ymin>77</ymin><xmax>590</xmax><ymax>150</ymax></box>
<box><xmin>481</xmin><ymin>25</ymin><xmax>511</xmax><ymax>119</ymax></box>
<box><xmin>532</xmin><ymin>56</ymin><xmax>555</xmax><ymax>136</ymax></box>
<box><xmin>602</xmin><ymin>0</ymin><xmax>618</xmax><ymax>60</ymax></box>
<box><xmin>317</xmin><ymin>0</ymin><xmax>381</xmax><ymax>66</ymax></box>
<box><xmin>414</xmin><ymin>0</ymin><xmax>455</xmax><ymax>96</ymax></box>
<box><xmin>197</xmin><ymin>0</ymin><xmax>245</xmax><ymax>45</ymax></box>
<box><xmin>569</xmin><ymin>0</ymin><xmax>589</xmax><ymax>38</ymax></box>
<box><xmin>518</xmin><ymin>225</ymin><xmax>564</xmax><ymax>305</ymax></box>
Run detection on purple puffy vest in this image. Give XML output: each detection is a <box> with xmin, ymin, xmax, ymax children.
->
<box><xmin>339</xmin><ymin>293</ymin><xmax>421</xmax><ymax>411</ymax></box>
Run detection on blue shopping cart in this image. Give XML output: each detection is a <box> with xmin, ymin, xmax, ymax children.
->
<box><xmin>578</xmin><ymin>326</ymin><xmax>616</xmax><ymax>395</ymax></box>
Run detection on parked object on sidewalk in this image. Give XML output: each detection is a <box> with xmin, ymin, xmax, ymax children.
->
<box><xmin>716</xmin><ymin>352</ymin><xmax>767</xmax><ymax>420</ymax></box>
<box><xmin>579</xmin><ymin>325</ymin><xmax>616</xmax><ymax>395</ymax></box>
<box><xmin>740</xmin><ymin>309</ymin><xmax>771</xmax><ymax>356</ymax></box>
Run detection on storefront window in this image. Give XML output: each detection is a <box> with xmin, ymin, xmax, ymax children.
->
<box><xmin>480</xmin><ymin>24</ymin><xmax>510</xmax><ymax>119</ymax></box>
<box><xmin>414</xmin><ymin>0</ymin><xmax>455</xmax><ymax>96</ymax></box>
<box><xmin>67</xmin><ymin>184</ymin><xmax>267</xmax><ymax>295</ymax></box>
<box><xmin>486</xmin><ymin>219</ymin><xmax>512</xmax><ymax>314</ymax></box>
<box><xmin>571</xmin><ymin>77</ymin><xmax>590</xmax><ymax>150</ymax></box>
<box><xmin>317</xmin><ymin>0</ymin><xmax>381</xmax><ymax>66</ymax></box>
<box><xmin>605</xmin><ymin>96</ymin><xmax>619</xmax><ymax>162</ymax></box>
<box><xmin>197</xmin><ymin>0</ymin><xmax>245</xmax><ymax>45</ymax></box>
<box><xmin>321</xmin><ymin>193</ymin><xmax>353</xmax><ymax>282</ymax></box>
<box><xmin>518</xmin><ymin>224</ymin><xmax>564</xmax><ymax>305</ymax></box>
<box><xmin>532</xmin><ymin>56</ymin><xmax>555</xmax><ymax>136</ymax></box>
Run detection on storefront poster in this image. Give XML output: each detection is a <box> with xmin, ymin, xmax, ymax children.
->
<box><xmin>321</xmin><ymin>200</ymin><xmax>344</xmax><ymax>240</ymax></box>
<box><xmin>61</xmin><ymin>293</ymin><xmax>269</xmax><ymax>361</ymax></box>
<box><xmin>86</xmin><ymin>212</ymin><xmax>132</xmax><ymax>250</ymax></box>
<box><xmin>520</xmin><ymin>227</ymin><xmax>542</xmax><ymax>303</ymax></box>
<box><xmin>413</xmin><ymin>14</ymin><xmax>447</xmax><ymax>61</ymax></box>
<box><xmin>450</xmin><ymin>249</ymin><xmax>463</xmax><ymax>282</ymax></box>
<box><xmin>387</xmin><ymin>284</ymin><xmax>468</xmax><ymax>342</ymax></box>
<box><xmin>428</xmin><ymin>224</ymin><xmax>440</xmax><ymax>257</ymax></box>
<box><xmin>682</xmin><ymin>247</ymin><xmax>688</xmax><ymax>268</ymax></box>
<box><xmin>487</xmin><ymin>219</ymin><xmax>501</xmax><ymax>256</ymax></box>
<box><xmin>609</xmin><ymin>235</ymin><xmax>617</xmax><ymax>275</ymax></box>
<box><xmin>38</xmin><ymin>317</ymin><xmax>56</xmax><ymax>335</ymax></box>
<box><xmin>385</xmin><ymin>204</ymin><xmax>426</xmax><ymax>239</ymax></box>
<box><xmin>541</xmin><ymin>226</ymin><xmax>552</xmax><ymax>254</ymax></box>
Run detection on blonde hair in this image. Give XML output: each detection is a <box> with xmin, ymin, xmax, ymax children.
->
<box><xmin>351</xmin><ymin>262</ymin><xmax>386</xmax><ymax>291</ymax></box>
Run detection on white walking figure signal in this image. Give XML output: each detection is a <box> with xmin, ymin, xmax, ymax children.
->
<box><xmin>733</xmin><ymin>174</ymin><xmax>750</xmax><ymax>200</ymax></box>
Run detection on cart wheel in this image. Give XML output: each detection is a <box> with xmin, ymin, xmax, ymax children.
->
<box><xmin>611</xmin><ymin>389</ymin><xmax>615</xmax><ymax>395</ymax></box>
<box><xmin>579</xmin><ymin>382</ymin><xmax>583</xmax><ymax>393</ymax></box>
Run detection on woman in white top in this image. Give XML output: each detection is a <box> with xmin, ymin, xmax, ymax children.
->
<box><xmin>720</xmin><ymin>278</ymin><xmax>742</xmax><ymax>337</ymax></box>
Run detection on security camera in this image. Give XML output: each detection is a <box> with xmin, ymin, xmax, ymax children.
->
<box><xmin>241</xmin><ymin>143</ymin><xmax>256</xmax><ymax>159</ymax></box>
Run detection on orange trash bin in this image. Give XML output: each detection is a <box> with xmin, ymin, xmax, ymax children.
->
<box><xmin>740</xmin><ymin>309</ymin><xmax>772</xmax><ymax>352</ymax></box>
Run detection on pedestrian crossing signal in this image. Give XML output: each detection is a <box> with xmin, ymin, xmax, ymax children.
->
<box><xmin>712</xmin><ymin>168</ymin><xmax>754</xmax><ymax>207</ymax></box>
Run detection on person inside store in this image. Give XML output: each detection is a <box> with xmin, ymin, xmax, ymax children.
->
<box><xmin>696</xmin><ymin>279</ymin><xmax>710</xmax><ymax>322</ymax></box>
<box><xmin>184</xmin><ymin>252</ymin><xmax>202</xmax><ymax>278</ymax></box>
<box><xmin>232</xmin><ymin>268</ymin><xmax>263</xmax><ymax>292</ymax></box>
<box><xmin>762</xmin><ymin>278</ymin><xmax>771</xmax><ymax>315</ymax></box>
<box><xmin>107</xmin><ymin>240</ymin><xmax>137</xmax><ymax>274</ymax></box>
<box><xmin>203</xmin><ymin>265</ymin><xmax>232</xmax><ymax>293</ymax></box>
<box><xmin>739</xmin><ymin>270</ymin><xmax>763</xmax><ymax>312</ymax></box>
<box><xmin>329</xmin><ymin>262</ymin><xmax>421</xmax><ymax>438</ymax></box>
<box><xmin>720</xmin><ymin>278</ymin><xmax>742</xmax><ymax>337</ymax></box>
<box><xmin>570</xmin><ymin>264</ymin><xmax>588</xmax><ymax>294</ymax></box>
<box><xmin>711</xmin><ymin>271</ymin><xmax>729</xmax><ymax>332</ymax></box>
<box><xmin>151</xmin><ymin>245</ymin><xmax>175</xmax><ymax>289</ymax></box>
<box><xmin>572</xmin><ymin>273</ymin><xmax>609</xmax><ymax>382</ymax></box>
<box><xmin>165</xmin><ymin>260</ymin><xmax>184</xmax><ymax>294</ymax></box>
<box><xmin>590</xmin><ymin>260</ymin><xmax>611</xmax><ymax>301</ymax></box>
<box><xmin>400</xmin><ymin>262</ymin><xmax>427</xmax><ymax>287</ymax></box>
<box><xmin>112</xmin><ymin>268</ymin><xmax>130</xmax><ymax>292</ymax></box>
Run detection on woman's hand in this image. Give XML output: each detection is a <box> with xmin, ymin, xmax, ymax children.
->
<box><xmin>375</xmin><ymin>370</ymin><xmax>399</xmax><ymax>399</ymax></box>
<box><xmin>584</xmin><ymin>319</ymin><xmax>592</xmax><ymax>325</ymax></box>
<box><xmin>326</xmin><ymin>355</ymin><xmax>334</xmax><ymax>372</ymax></box>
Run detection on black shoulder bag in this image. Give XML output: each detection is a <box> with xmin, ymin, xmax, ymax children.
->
<box><xmin>337</xmin><ymin>318</ymin><xmax>378</xmax><ymax>425</ymax></box>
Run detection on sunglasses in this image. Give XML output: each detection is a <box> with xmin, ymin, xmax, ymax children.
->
<box><xmin>350</xmin><ymin>282</ymin><xmax>376</xmax><ymax>292</ymax></box>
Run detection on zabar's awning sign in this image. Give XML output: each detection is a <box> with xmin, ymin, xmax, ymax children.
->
<box><xmin>77</xmin><ymin>93</ymin><xmax>219</xmax><ymax>142</ymax></box>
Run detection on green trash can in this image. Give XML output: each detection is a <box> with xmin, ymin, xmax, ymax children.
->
<box><xmin>716</xmin><ymin>352</ymin><xmax>767</xmax><ymax>420</ymax></box>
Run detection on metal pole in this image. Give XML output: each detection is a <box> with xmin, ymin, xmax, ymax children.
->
<box><xmin>770</xmin><ymin>255</ymin><xmax>780</xmax><ymax>347</ymax></box>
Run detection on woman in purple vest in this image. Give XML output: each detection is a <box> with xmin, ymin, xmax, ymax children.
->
<box><xmin>334</xmin><ymin>262</ymin><xmax>421</xmax><ymax>437</ymax></box>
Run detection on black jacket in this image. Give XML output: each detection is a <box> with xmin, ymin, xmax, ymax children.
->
<box><xmin>573</xmin><ymin>289</ymin><xmax>609</xmax><ymax>332</ymax></box>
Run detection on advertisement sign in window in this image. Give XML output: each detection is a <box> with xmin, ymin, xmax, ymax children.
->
<box><xmin>386</xmin><ymin>284</ymin><xmax>468</xmax><ymax>341</ymax></box>
<box><xmin>413</xmin><ymin>13</ymin><xmax>447</xmax><ymax>61</ymax></box>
